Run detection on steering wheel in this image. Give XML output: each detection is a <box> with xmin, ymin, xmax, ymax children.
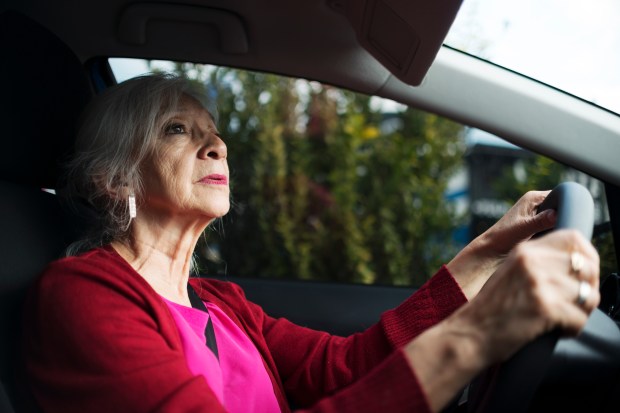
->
<box><xmin>463</xmin><ymin>182</ymin><xmax>620</xmax><ymax>413</ymax></box>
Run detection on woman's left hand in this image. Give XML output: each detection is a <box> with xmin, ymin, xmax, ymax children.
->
<box><xmin>448</xmin><ymin>190</ymin><xmax>557</xmax><ymax>300</ymax></box>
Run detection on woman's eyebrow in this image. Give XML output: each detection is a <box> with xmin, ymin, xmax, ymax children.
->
<box><xmin>163</xmin><ymin>110</ymin><xmax>186</xmax><ymax>121</ymax></box>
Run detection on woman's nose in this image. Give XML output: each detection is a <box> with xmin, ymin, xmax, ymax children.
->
<box><xmin>199</xmin><ymin>135</ymin><xmax>227</xmax><ymax>160</ymax></box>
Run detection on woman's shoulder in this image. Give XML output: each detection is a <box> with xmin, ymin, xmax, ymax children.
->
<box><xmin>44</xmin><ymin>246</ymin><xmax>117</xmax><ymax>273</ymax></box>
<box><xmin>36</xmin><ymin>245</ymin><xmax>152</xmax><ymax>300</ymax></box>
<box><xmin>44</xmin><ymin>245</ymin><xmax>129</xmax><ymax>275</ymax></box>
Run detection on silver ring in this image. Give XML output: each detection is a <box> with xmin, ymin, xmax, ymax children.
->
<box><xmin>570</xmin><ymin>251</ymin><xmax>585</xmax><ymax>275</ymax></box>
<box><xmin>577</xmin><ymin>280</ymin><xmax>591</xmax><ymax>306</ymax></box>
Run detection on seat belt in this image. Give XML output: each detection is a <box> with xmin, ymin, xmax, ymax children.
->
<box><xmin>187</xmin><ymin>284</ymin><xmax>220</xmax><ymax>361</ymax></box>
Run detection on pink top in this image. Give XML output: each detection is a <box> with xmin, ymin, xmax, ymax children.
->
<box><xmin>162</xmin><ymin>297</ymin><xmax>281</xmax><ymax>413</ymax></box>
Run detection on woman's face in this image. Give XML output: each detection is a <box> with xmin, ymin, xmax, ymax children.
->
<box><xmin>140</xmin><ymin>94</ymin><xmax>230</xmax><ymax>223</ymax></box>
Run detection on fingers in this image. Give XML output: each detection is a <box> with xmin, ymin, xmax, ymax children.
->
<box><xmin>460</xmin><ymin>227</ymin><xmax>601</xmax><ymax>364</ymax></box>
<box><xmin>522</xmin><ymin>190</ymin><xmax>555</xmax><ymax>225</ymax></box>
<box><xmin>528</xmin><ymin>208</ymin><xmax>556</xmax><ymax>234</ymax></box>
<box><xmin>565</xmin><ymin>232</ymin><xmax>600</xmax><ymax>322</ymax></box>
<box><xmin>519</xmin><ymin>190</ymin><xmax>551</xmax><ymax>215</ymax></box>
<box><xmin>552</xmin><ymin>262</ymin><xmax>600</xmax><ymax>314</ymax></box>
<box><xmin>552</xmin><ymin>298</ymin><xmax>591</xmax><ymax>336</ymax></box>
<box><xmin>523</xmin><ymin>230</ymin><xmax>600</xmax><ymax>334</ymax></box>
<box><xmin>498</xmin><ymin>190</ymin><xmax>556</xmax><ymax>242</ymax></box>
<box><xmin>550</xmin><ymin>279</ymin><xmax>600</xmax><ymax>336</ymax></box>
<box><xmin>540</xmin><ymin>229</ymin><xmax>599</xmax><ymax>281</ymax></box>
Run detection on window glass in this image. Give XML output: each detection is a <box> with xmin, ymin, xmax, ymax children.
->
<box><xmin>109</xmin><ymin>59</ymin><xmax>616</xmax><ymax>286</ymax></box>
<box><xmin>445</xmin><ymin>0</ymin><xmax>620</xmax><ymax>115</ymax></box>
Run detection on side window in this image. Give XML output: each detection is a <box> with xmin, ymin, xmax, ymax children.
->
<box><xmin>109</xmin><ymin>59</ymin><xmax>616</xmax><ymax>286</ymax></box>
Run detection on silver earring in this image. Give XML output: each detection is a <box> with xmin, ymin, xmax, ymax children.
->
<box><xmin>128</xmin><ymin>194</ymin><xmax>137</xmax><ymax>219</ymax></box>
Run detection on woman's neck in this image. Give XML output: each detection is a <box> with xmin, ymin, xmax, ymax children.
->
<box><xmin>111</xmin><ymin>214</ymin><xmax>211</xmax><ymax>306</ymax></box>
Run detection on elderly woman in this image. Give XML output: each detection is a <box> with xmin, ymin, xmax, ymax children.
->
<box><xmin>23</xmin><ymin>73</ymin><xmax>599</xmax><ymax>413</ymax></box>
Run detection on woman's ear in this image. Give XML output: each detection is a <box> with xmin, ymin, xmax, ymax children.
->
<box><xmin>111</xmin><ymin>185</ymin><xmax>133</xmax><ymax>200</ymax></box>
<box><xmin>93</xmin><ymin>174</ymin><xmax>130</xmax><ymax>200</ymax></box>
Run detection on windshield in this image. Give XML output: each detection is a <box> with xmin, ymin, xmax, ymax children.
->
<box><xmin>445</xmin><ymin>0</ymin><xmax>620</xmax><ymax>115</ymax></box>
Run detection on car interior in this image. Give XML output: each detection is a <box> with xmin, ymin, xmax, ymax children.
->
<box><xmin>1</xmin><ymin>1</ymin><xmax>620</xmax><ymax>412</ymax></box>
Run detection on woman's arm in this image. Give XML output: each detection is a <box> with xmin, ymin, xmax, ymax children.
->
<box><xmin>273</xmin><ymin>230</ymin><xmax>600</xmax><ymax>413</ymax></box>
<box><xmin>262</xmin><ymin>222</ymin><xmax>598</xmax><ymax>413</ymax></box>
<box><xmin>259</xmin><ymin>266</ymin><xmax>467</xmax><ymax>410</ymax></box>
<box><xmin>263</xmin><ymin>191</ymin><xmax>553</xmax><ymax>407</ymax></box>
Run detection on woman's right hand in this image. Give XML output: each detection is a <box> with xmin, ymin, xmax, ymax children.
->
<box><xmin>459</xmin><ymin>229</ymin><xmax>600</xmax><ymax>365</ymax></box>
<box><xmin>404</xmin><ymin>229</ymin><xmax>600</xmax><ymax>413</ymax></box>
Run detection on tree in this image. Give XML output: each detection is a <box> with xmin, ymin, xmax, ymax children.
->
<box><xmin>169</xmin><ymin>64</ymin><xmax>466</xmax><ymax>286</ymax></box>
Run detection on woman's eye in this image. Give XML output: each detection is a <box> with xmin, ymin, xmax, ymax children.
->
<box><xmin>164</xmin><ymin>123</ymin><xmax>187</xmax><ymax>135</ymax></box>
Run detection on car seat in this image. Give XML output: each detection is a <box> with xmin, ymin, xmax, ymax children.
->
<box><xmin>0</xmin><ymin>10</ymin><xmax>93</xmax><ymax>412</ymax></box>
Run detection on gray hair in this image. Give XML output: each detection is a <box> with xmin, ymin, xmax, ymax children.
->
<box><xmin>63</xmin><ymin>72</ymin><xmax>214</xmax><ymax>256</ymax></box>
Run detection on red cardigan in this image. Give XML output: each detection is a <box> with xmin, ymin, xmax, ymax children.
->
<box><xmin>22</xmin><ymin>246</ymin><xmax>467</xmax><ymax>413</ymax></box>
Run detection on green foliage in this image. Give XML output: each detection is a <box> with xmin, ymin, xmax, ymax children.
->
<box><xmin>493</xmin><ymin>155</ymin><xmax>564</xmax><ymax>202</ymax></box>
<box><xmin>171</xmin><ymin>64</ymin><xmax>466</xmax><ymax>286</ymax></box>
<box><xmin>163</xmin><ymin>63</ymin><xmax>618</xmax><ymax>285</ymax></box>
<box><xmin>161</xmin><ymin>62</ymin><xmax>618</xmax><ymax>285</ymax></box>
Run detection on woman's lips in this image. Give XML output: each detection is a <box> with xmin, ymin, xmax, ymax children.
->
<box><xmin>199</xmin><ymin>174</ymin><xmax>228</xmax><ymax>185</ymax></box>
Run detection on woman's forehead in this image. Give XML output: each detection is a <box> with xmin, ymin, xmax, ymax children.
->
<box><xmin>169</xmin><ymin>94</ymin><xmax>215</xmax><ymax>123</ymax></box>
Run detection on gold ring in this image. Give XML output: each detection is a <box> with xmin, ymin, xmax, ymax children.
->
<box><xmin>576</xmin><ymin>280</ymin><xmax>591</xmax><ymax>306</ymax></box>
<box><xmin>570</xmin><ymin>251</ymin><xmax>585</xmax><ymax>275</ymax></box>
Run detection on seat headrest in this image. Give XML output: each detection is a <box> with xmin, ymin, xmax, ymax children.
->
<box><xmin>0</xmin><ymin>10</ymin><xmax>93</xmax><ymax>188</ymax></box>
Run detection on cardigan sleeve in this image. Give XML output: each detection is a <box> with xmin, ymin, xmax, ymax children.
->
<box><xmin>22</xmin><ymin>255</ymin><xmax>228</xmax><ymax>413</ymax></box>
<box><xmin>253</xmin><ymin>265</ymin><xmax>468</xmax><ymax>411</ymax></box>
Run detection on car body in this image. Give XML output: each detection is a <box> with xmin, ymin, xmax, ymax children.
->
<box><xmin>1</xmin><ymin>0</ymin><xmax>619</xmax><ymax>412</ymax></box>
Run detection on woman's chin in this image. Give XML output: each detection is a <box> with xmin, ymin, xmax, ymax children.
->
<box><xmin>206</xmin><ymin>201</ymin><xmax>231</xmax><ymax>219</ymax></box>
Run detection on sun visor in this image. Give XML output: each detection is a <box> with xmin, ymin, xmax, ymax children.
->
<box><xmin>118</xmin><ymin>3</ymin><xmax>248</xmax><ymax>55</ymax></box>
<box><xmin>337</xmin><ymin>0</ymin><xmax>463</xmax><ymax>86</ymax></box>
